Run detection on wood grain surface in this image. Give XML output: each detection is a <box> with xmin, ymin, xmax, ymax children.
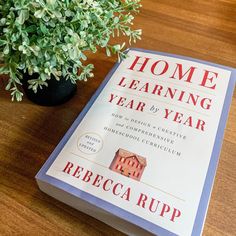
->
<box><xmin>0</xmin><ymin>0</ymin><xmax>235</xmax><ymax>235</ymax></box>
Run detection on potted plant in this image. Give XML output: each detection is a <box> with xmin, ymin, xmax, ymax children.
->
<box><xmin>0</xmin><ymin>0</ymin><xmax>141</xmax><ymax>105</ymax></box>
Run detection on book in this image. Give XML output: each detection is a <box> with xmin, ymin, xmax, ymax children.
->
<box><xmin>36</xmin><ymin>48</ymin><xmax>235</xmax><ymax>236</ymax></box>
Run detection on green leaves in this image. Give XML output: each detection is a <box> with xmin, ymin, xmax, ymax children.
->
<box><xmin>0</xmin><ymin>0</ymin><xmax>142</xmax><ymax>101</ymax></box>
<box><xmin>34</xmin><ymin>9</ymin><xmax>45</xmax><ymax>18</ymax></box>
<box><xmin>10</xmin><ymin>87</ymin><xmax>23</xmax><ymax>102</ymax></box>
<box><xmin>28</xmin><ymin>79</ymin><xmax>48</xmax><ymax>93</ymax></box>
<box><xmin>3</xmin><ymin>44</ymin><xmax>10</xmax><ymax>55</ymax></box>
<box><xmin>16</xmin><ymin>9</ymin><xmax>29</xmax><ymax>25</ymax></box>
<box><xmin>46</xmin><ymin>0</ymin><xmax>56</xmax><ymax>5</ymax></box>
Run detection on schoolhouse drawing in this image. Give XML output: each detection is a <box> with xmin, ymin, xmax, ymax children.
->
<box><xmin>109</xmin><ymin>148</ymin><xmax>147</xmax><ymax>181</ymax></box>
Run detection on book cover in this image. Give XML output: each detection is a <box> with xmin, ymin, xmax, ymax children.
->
<box><xmin>36</xmin><ymin>48</ymin><xmax>235</xmax><ymax>236</ymax></box>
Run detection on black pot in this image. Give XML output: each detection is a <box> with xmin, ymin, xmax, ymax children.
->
<box><xmin>22</xmin><ymin>73</ymin><xmax>77</xmax><ymax>106</ymax></box>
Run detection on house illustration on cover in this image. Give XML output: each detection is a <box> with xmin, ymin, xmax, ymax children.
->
<box><xmin>109</xmin><ymin>148</ymin><xmax>147</xmax><ymax>181</ymax></box>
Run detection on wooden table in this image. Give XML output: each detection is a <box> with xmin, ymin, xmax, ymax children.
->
<box><xmin>0</xmin><ymin>1</ymin><xmax>235</xmax><ymax>235</ymax></box>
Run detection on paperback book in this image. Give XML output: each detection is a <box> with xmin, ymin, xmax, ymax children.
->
<box><xmin>36</xmin><ymin>48</ymin><xmax>235</xmax><ymax>236</ymax></box>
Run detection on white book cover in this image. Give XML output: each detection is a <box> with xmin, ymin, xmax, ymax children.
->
<box><xmin>36</xmin><ymin>48</ymin><xmax>235</xmax><ymax>236</ymax></box>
